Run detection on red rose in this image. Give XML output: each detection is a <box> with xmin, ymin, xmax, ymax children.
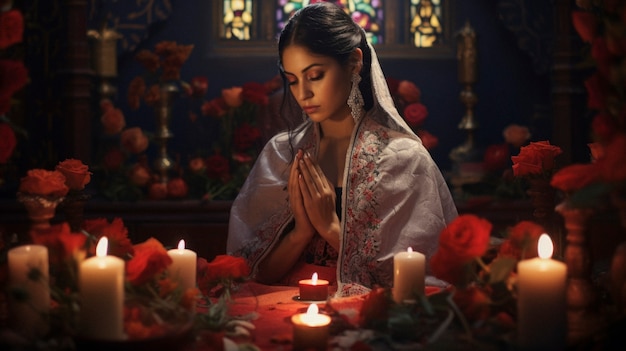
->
<box><xmin>0</xmin><ymin>10</ymin><xmax>24</xmax><ymax>50</ymax></box>
<box><xmin>584</xmin><ymin>73</ymin><xmax>609</xmax><ymax>111</ymax></box>
<box><xmin>592</xmin><ymin>112</ymin><xmax>617</xmax><ymax>141</ymax></box>
<box><xmin>233</xmin><ymin>123</ymin><xmax>261</xmax><ymax>151</ymax></box>
<box><xmin>572</xmin><ymin>10</ymin><xmax>599</xmax><ymax>43</ymax></box>
<box><xmin>403</xmin><ymin>102</ymin><xmax>428</xmax><ymax>128</ymax></box>
<box><xmin>202</xmin><ymin>97</ymin><xmax>228</xmax><ymax>118</ymax></box>
<box><xmin>417</xmin><ymin>130</ymin><xmax>438</xmax><ymax>150</ymax></box>
<box><xmin>197</xmin><ymin>255</ymin><xmax>250</xmax><ymax>294</ymax></box>
<box><xmin>19</xmin><ymin>169</ymin><xmax>69</xmax><ymax>197</ymax></box>
<box><xmin>121</xmin><ymin>127</ymin><xmax>149</xmax><ymax>154</ymax></box>
<box><xmin>148</xmin><ymin>182</ymin><xmax>168</xmax><ymax>200</ymax></box>
<box><xmin>129</xmin><ymin>163</ymin><xmax>151</xmax><ymax>187</ymax></box>
<box><xmin>101</xmin><ymin>107</ymin><xmax>126</xmax><ymax>135</ymax></box>
<box><xmin>386</xmin><ymin>77</ymin><xmax>401</xmax><ymax>96</ymax></box>
<box><xmin>0</xmin><ymin>122</ymin><xmax>17</xmax><ymax>164</ymax></box>
<box><xmin>242</xmin><ymin>81</ymin><xmax>269</xmax><ymax>106</ymax></box>
<box><xmin>587</xmin><ymin>142</ymin><xmax>605</xmax><ymax>162</ymax></box>
<box><xmin>189</xmin><ymin>76</ymin><xmax>208</xmax><ymax>98</ymax></box>
<box><xmin>221</xmin><ymin>87</ymin><xmax>243</xmax><ymax>108</ymax></box>
<box><xmin>550</xmin><ymin>163</ymin><xmax>601</xmax><ymax>193</ymax></box>
<box><xmin>436</xmin><ymin>214</ymin><xmax>493</xmax><ymax>262</ymax></box>
<box><xmin>483</xmin><ymin>143</ymin><xmax>510</xmax><ymax>172</ymax></box>
<box><xmin>188</xmin><ymin>157</ymin><xmax>206</xmax><ymax>174</ymax></box>
<box><xmin>511</xmin><ymin>141</ymin><xmax>562</xmax><ymax>176</ymax></box>
<box><xmin>55</xmin><ymin>158</ymin><xmax>92</xmax><ymax>190</ymax></box>
<box><xmin>103</xmin><ymin>148</ymin><xmax>125</xmax><ymax>171</ymax></box>
<box><xmin>0</xmin><ymin>59</ymin><xmax>29</xmax><ymax>115</ymax></box>
<box><xmin>134</xmin><ymin>49</ymin><xmax>160</xmax><ymax>73</ymax></box>
<box><xmin>126</xmin><ymin>237</ymin><xmax>173</xmax><ymax>285</ymax></box>
<box><xmin>498</xmin><ymin>220</ymin><xmax>546</xmax><ymax>260</ymax></box>
<box><xmin>591</xmin><ymin>37</ymin><xmax>612</xmax><ymax>78</ymax></box>
<box><xmin>452</xmin><ymin>286</ymin><xmax>492</xmax><ymax>323</ymax></box>
<box><xmin>206</xmin><ymin>153</ymin><xmax>230</xmax><ymax>180</ymax></box>
<box><xmin>397</xmin><ymin>80</ymin><xmax>421</xmax><ymax>103</ymax></box>
<box><xmin>127</xmin><ymin>77</ymin><xmax>146</xmax><ymax>110</ymax></box>
<box><xmin>30</xmin><ymin>222</ymin><xmax>87</xmax><ymax>264</ymax></box>
<box><xmin>503</xmin><ymin>124</ymin><xmax>531</xmax><ymax>148</ymax></box>
<box><xmin>82</xmin><ymin>217</ymin><xmax>134</xmax><ymax>258</ymax></box>
<box><xmin>597</xmin><ymin>134</ymin><xmax>626</xmax><ymax>183</ymax></box>
<box><xmin>167</xmin><ymin>177</ymin><xmax>189</xmax><ymax>198</ymax></box>
<box><xmin>263</xmin><ymin>74</ymin><xmax>283</xmax><ymax>93</ymax></box>
<box><xmin>430</xmin><ymin>249</ymin><xmax>468</xmax><ymax>286</ymax></box>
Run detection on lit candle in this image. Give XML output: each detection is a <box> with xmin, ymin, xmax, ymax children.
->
<box><xmin>392</xmin><ymin>247</ymin><xmax>425</xmax><ymax>303</ymax></box>
<box><xmin>298</xmin><ymin>272</ymin><xmax>329</xmax><ymax>301</ymax></box>
<box><xmin>291</xmin><ymin>303</ymin><xmax>331</xmax><ymax>351</ymax></box>
<box><xmin>79</xmin><ymin>237</ymin><xmax>125</xmax><ymax>340</ymax></box>
<box><xmin>167</xmin><ymin>239</ymin><xmax>197</xmax><ymax>291</ymax></box>
<box><xmin>517</xmin><ymin>234</ymin><xmax>567</xmax><ymax>351</ymax></box>
<box><xmin>7</xmin><ymin>244</ymin><xmax>50</xmax><ymax>338</ymax></box>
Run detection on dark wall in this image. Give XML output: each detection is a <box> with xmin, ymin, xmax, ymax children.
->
<box><xmin>110</xmin><ymin>0</ymin><xmax>554</xmax><ymax>172</ymax></box>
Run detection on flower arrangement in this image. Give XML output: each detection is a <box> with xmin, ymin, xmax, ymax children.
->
<box><xmin>3</xmin><ymin>162</ymin><xmax>254</xmax><ymax>349</ymax></box>
<box><xmin>386</xmin><ymin>77</ymin><xmax>439</xmax><ymax>150</ymax></box>
<box><xmin>548</xmin><ymin>1</ymin><xmax>626</xmax><ymax>211</ymax></box>
<box><xmin>0</xmin><ymin>3</ymin><xmax>28</xmax><ymax>189</ymax></box>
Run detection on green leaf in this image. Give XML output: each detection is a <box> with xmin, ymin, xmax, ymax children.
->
<box><xmin>488</xmin><ymin>257</ymin><xmax>517</xmax><ymax>284</ymax></box>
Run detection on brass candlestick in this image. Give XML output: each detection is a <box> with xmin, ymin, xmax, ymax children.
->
<box><xmin>87</xmin><ymin>25</ymin><xmax>121</xmax><ymax>101</ymax></box>
<box><xmin>449</xmin><ymin>21</ymin><xmax>479</xmax><ymax>165</ymax></box>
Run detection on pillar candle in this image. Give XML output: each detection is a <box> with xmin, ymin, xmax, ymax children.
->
<box><xmin>167</xmin><ymin>239</ymin><xmax>197</xmax><ymax>291</ymax></box>
<box><xmin>298</xmin><ymin>272</ymin><xmax>329</xmax><ymax>301</ymax></box>
<box><xmin>291</xmin><ymin>303</ymin><xmax>331</xmax><ymax>351</ymax></box>
<box><xmin>8</xmin><ymin>244</ymin><xmax>50</xmax><ymax>338</ymax></box>
<box><xmin>79</xmin><ymin>236</ymin><xmax>125</xmax><ymax>340</ymax></box>
<box><xmin>517</xmin><ymin>234</ymin><xmax>567</xmax><ymax>351</ymax></box>
<box><xmin>393</xmin><ymin>247</ymin><xmax>425</xmax><ymax>303</ymax></box>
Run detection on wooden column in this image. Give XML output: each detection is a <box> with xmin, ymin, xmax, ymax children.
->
<box><xmin>60</xmin><ymin>0</ymin><xmax>93</xmax><ymax>163</ymax></box>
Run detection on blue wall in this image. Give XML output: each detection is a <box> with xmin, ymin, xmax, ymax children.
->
<box><xmin>112</xmin><ymin>0</ymin><xmax>553</xmax><ymax>172</ymax></box>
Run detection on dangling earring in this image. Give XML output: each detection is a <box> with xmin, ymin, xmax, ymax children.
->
<box><xmin>347</xmin><ymin>72</ymin><xmax>364</xmax><ymax>122</ymax></box>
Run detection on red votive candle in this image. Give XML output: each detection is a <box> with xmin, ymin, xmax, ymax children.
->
<box><xmin>298</xmin><ymin>272</ymin><xmax>329</xmax><ymax>301</ymax></box>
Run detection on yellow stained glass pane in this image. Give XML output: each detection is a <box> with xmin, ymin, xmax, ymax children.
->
<box><xmin>410</xmin><ymin>0</ymin><xmax>443</xmax><ymax>47</ymax></box>
<box><xmin>223</xmin><ymin>0</ymin><xmax>253</xmax><ymax>40</ymax></box>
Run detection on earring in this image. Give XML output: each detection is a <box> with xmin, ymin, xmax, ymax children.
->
<box><xmin>348</xmin><ymin>72</ymin><xmax>364</xmax><ymax>122</ymax></box>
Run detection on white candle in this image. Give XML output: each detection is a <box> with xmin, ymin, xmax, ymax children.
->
<box><xmin>8</xmin><ymin>245</ymin><xmax>50</xmax><ymax>338</ymax></box>
<box><xmin>393</xmin><ymin>247</ymin><xmax>425</xmax><ymax>303</ymax></box>
<box><xmin>291</xmin><ymin>303</ymin><xmax>331</xmax><ymax>351</ymax></box>
<box><xmin>517</xmin><ymin>234</ymin><xmax>567</xmax><ymax>351</ymax></box>
<box><xmin>167</xmin><ymin>239</ymin><xmax>197</xmax><ymax>291</ymax></box>
<box><xmin>79</xmin><ymin>237</ymin><xmax>125</xmax><ymax>340</ymax></box>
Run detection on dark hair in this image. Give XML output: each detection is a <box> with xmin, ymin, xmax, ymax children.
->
<box><xmin>278</xmin><ymin>2</ymin><xmax>374</xmax><ymax>111</ymax></box>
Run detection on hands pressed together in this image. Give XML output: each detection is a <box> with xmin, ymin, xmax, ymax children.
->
<box><xmin>288</xmin><ymin>149</ymin><xmax>341</xmax><ymax>250</ymax></box>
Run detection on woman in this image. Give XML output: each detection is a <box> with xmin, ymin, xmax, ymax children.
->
<box><xmin>227</xmin><ymin>2</ymin><xmax>457</xmax><ymax>296</ymax></box>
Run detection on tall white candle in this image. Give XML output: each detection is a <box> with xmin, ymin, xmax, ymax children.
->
<box><xmin>517</xmin><ymin>234</ymin><xmax>567</xmax><ymax>351</ymax></box>
<box><xmin>393</xmin><ymin>247</ymin><xmax>425</xmax><ymax>303</ymax></box>
<box><xmin>8</xmin><ymin>244</ymin><xmax>50</xmax><ymax>338</ymax></box>
<box><xmin>79</xmin><ymin>237</ymin><xmax>125</xmax><ymax>340</ymax></box>
<box><xmin>167</xmin><ymin>239</ymin><xmax>197</xmax><ymax>291</ymax></box>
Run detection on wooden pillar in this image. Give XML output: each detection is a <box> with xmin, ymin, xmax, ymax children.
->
<box><xmin>60</xmin><ymin>0</ymin><xmax>93</xmax><ymax>163</ymax></box>
<box><xmin>551</xmin><ymin>0</ymin><xmax>588</xmax><ymax>165</ymax></box>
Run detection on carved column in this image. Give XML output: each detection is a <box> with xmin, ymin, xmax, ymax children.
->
<box><xmin>61</xmin><ymin>0</ymin><xmax>94</xmax><ymax>163</ymax></box>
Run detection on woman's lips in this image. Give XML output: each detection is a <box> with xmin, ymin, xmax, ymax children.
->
<box><xmin>302</xmin><ymin>106</ymin><xmax>319</xmax><ymax>114</ymax></box>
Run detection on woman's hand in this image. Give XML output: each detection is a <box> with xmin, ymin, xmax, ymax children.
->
<box><xmin>289</xmin><ymin>149</ymin><xmax>316</xmax><ymax>238</ymax></box>
<box><xmin>297</xmin><ymin>152</ymin><xmax>340</xmax><ymax>249</ymax></box>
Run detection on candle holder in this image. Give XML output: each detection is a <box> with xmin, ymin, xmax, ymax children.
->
<box><xmin>17</xmin><ymin>192</ymin><xmax>65</xmax><ymax>230</ymax></box>
<box><xmin>88</xmin><ymin>25</ymin><xmax>121</xmax><ymax>102</ymax></box>
<box><xmin>61</xmin><ymin>189</ymin><xmax>90</xmax><ymax>233</ymax></box>
<box><xmin>153</xmin><ymin>82</ymin><xmax>179</xmax><ymax>183</ymax></box>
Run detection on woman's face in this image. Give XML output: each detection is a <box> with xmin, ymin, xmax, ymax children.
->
<box><xmin>281</xmin><ymin>45</ymin><xmax>353</xmax><ymax>124</ymax></box>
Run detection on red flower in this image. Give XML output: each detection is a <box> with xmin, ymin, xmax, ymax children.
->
<box><xmin>148</xmin><ymin>182</ymin><xmax>168</xmax><ymax>200</ymax></box>
<box><xmin>126</xmin><ymin>237</ymin><xmax>173</xmax><ymax>286</ymax></box>
<box><xmin>397</xmin><ymin>80</ymin><xmax>421</xmax><ymax>103</ymax></box>
<box><xmin>403</xmin><ymin>102</ymin><xmax>428</xmax><ymax>128</ymax></box>
<box><xmin>0</xmin><ymin>10</ymin><xmax>24</xmax><ymax>50</ymax></box>
<box><xmin>0</xmin><ymin>59</ymin><xmax>29</xmax><ymax>115</ymax></box>
<box><xmin>503</xmin><ymin>124</ymin><xmax>531</xmax><ymax>148</ymax></box>
<box><xmin>498</xmin><ymin>220</ymin><xmax>546</xmax><ymax>260</ymax></box>
<box><xmin>416</xmin><ymin>130</ymin><xmax>438</xmax><ymax>150</ymax></box>
<box><xmin>550</xmin><ymin>163</ymin><xmax>601</xmax><ymax>193</ymax></box>
<box><xmin>30</xmin><ymin>222</ymin><xmax>87</xmax><ymax>264</ymax></box>
<box><xmin>572</xmin><ymin>10</ymin><xmax>599</xmax><ymax>43</ymax></box>
<box><xmin>189</xmin><ymin>76</ymin><xmax>209</xmax><ymax>98</ymax></box>
<box><xmin>56</xmin><ymin>158</ymin><xmax>92</xmax><ymax>191</ymax></box>
<box><xmin>511</xmin><ymin>141</ymin><xmax>562</xmax><ymax>176</ymax></box>
<box><xmin>101</xmin><ymin>106</ymin><xmax>126</xmax><ymax>135</ymax></box>
<box><xmin>197</xmin><ymin>255</ymin><xmax>250</xmax><ymax>295</ymax></box>
<box><xmin>167</xmin><ymin>177</ymin><xmax>189</xmax><ymax>198</ymax></box>
<box><xmin>597</xmin><ymin>134</ymin><xmax>626</xmax><ymax>183</ymax></box>
<box><xmin>584</xmin><ymin>73</ymin><xmax>610</xmax><ymax>111</ymax></box>
<box><xmin>120</xmin><ymin>127</ymin><xmax>149</xmax><ymax>154</ymax></box>
<box><xmin>483</xmin><ymin>143</ymin><xmax>510</xmax><ymax>172</ymax></box>
<box><xmin>242</xmin><ymin>81</ymin><xmax>269</xmax><ymax>106</ymax></box>
<box><xmin>202</xmin><ymin>97</ymin><xmax>228</xmax><ymax>118</ymax></box>
<box><xmin>206</xmin><ymin>154</ymin><xmax>230</xmax><ymax>180</ymax></box>
<box><xmin>233</xmin><ymin>123</ymin><xmax>261</xmax><ymax>151</ymax></box>
<box><xmin>385</xmin><ymin>77</ymin><xmax>401</xmax><ymax>96</ymax></box>
<box><xmin>592</xmin><ymin>112</ymin><xmax>617</xmax><ymax>141</ymax></box>
<box><xmin>452</xmin><ymin>286</ymin><xmax>492</xmax><ymax>323</ymax></box>
<box><xmin>129</xmin><ymin>163</ymin><xmax>151</xmax><ymax>187</ymax></box>
<box><xmin>358</xmin><ymin>287</ymin><xmax>392</xmax><ymax>329</ymax></box>
<box><xmin>82</xmin><ymin>217</ymin><xmax>134</xmax><ymax>258</ymax></box>
<box><xmin>19</xmin><ymin>169</ymin><xmax>69</xmax><ymax>197</ymax></box>
<box><xmin>0</xmin><ymin>122</ymin><xmax>17</xmax><ymax>164</ymax></box>
<box><xmin>103</xmin><ymin>148</ymin><xmax>126</xmax><ymax>171</ymax></box>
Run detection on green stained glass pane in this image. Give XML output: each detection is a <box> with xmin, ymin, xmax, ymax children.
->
<box><xmin>409</xmin><ymin>0</ymin><xmax>443</xmax><ymax>47</ymax></box>
<box><xmin>223</xmin><ymin>0</ymin><xmax>254</xmax><ymax>40</ymax></box>
<box><xmin>276</xmin><ymin>0</ymin><xmax>384</xmax><ymax>44</ymax></box>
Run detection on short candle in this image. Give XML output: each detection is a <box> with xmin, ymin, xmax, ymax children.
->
<box><xmin>517</xmin><ymin>234</ymin><xmax>566</xmax><ymax>351</ymax></box>
<box><xmin>8</xmin><ymin>244</ymin><xmax>50</xmax><ymax>338</ymax></box>
<box><xmin>393</xmin><ymin>247</ymin><xmax>425</xmax><ymax>303</ymax></box>
<box><xmin>79</xmin><ymin>236</ymin><xmax>125</xmax><ymax>340</ymax></box>
<box><xmin>291</xmin><ymin>303</ymin><xmax>331</xmax><ymax>351</ymax></box>
<box><xmin>167</xmin><ymin>239</ymin><xmax>197</xmax><ymax>291</ymax></box>
<box><xmin>298</xmin><ymin>272</ymin><xmax>329</xmax><ymax>301</ymax></box>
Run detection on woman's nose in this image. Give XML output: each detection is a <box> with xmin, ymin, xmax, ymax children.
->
<box><xmin>297</xmin><ymin>82</ymin><xmax>313</xmax><ymax>101</ymax></box>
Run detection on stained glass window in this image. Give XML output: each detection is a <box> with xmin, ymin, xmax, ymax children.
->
<box><xmin>409</xmin><ymin>0</ymin><xmax>443</xmax><ymax>47</ymax></box>
<box><xmin>222</xmin><ymin>0</ymin><xmax>254</xmax><ymax>40</ymax></box>
<box><xmin>276</xmin><ymin>0</ymin><xmax>385</xmax><ymax>44</ymax></box>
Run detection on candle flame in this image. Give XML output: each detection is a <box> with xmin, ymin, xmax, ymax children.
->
<box><xmin>306</xmin><ymin>303</ymin><xmax>319</xmax><ymax>315</ymax></box>
<box><xmin>312</xmin><ymin>272</ymin><xmax>318</xmax><ymax>285</ymax></box>
<box><xmin>407</xmin><ymin>247</ymin><xmax>413</xmax><ymax>253</ymax></box>
<box><xmin>538</xmin><ymin>234</ymin><xmax>553</xmax><ymax>259</ymax></box>
<box><xmin>96</xmin><ymin>237</ymin><xmax>108</xmax><ymax>257</ymax></box>
<box><xmin>178</xmin><ymin>239</ymin><xmax>185</xmax><ymax>250</ymax></box>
